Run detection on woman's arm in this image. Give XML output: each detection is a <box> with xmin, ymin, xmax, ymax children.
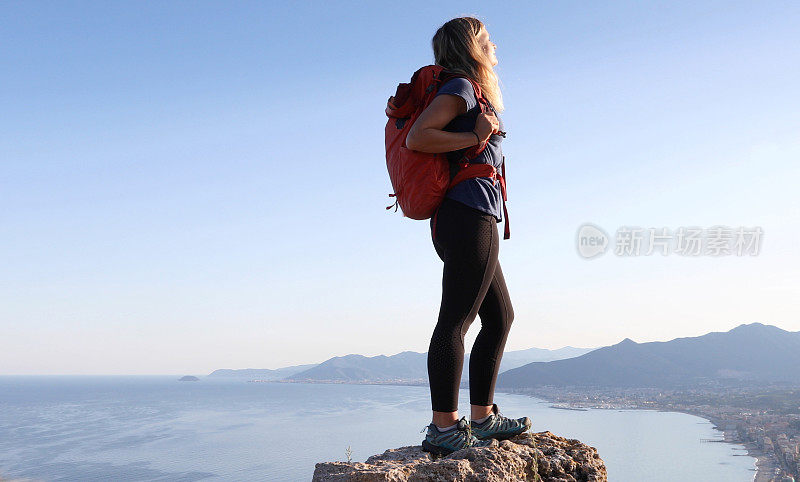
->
<box><xmin>405</xmin><ymin>94</ymin><xmax>499</xmax><ymax>153</ymax></box>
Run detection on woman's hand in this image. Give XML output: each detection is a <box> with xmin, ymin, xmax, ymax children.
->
<box><xmin>473</xmin><ymin>111</ymin><xmax>499</xmax><ymax>143</ymax></box>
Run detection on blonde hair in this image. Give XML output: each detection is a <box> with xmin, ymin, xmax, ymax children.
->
<box><xmin>432</xmin><ymin>17</ymin><xmax>504</xmax><ymax>112</ymax></box>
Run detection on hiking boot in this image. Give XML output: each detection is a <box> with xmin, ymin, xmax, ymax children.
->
<box><xmin>421</xmin><ymin>416</ymin><xmax>499</xmax><ymax>456</ymax></box>
<box><xmin>470</xmin><ymin>403</ymin><xmax>532</xmax><ymax>441</ymax></box>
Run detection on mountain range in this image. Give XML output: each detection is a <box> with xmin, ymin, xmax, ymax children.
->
<box><xmin>497</xmin><ymin>322</ymin><xmax>800</xmax><ymax>389</ymax></box>
<box><xmin>208</xmin><ymin>364</ymin><xmax>317</xmax><ymax>380</ymax></box>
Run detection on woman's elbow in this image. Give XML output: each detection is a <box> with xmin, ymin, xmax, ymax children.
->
<box><xmin>405</xmin><ymin>128</ymin><xmax>421</xmax><ymax>151</ymax></box>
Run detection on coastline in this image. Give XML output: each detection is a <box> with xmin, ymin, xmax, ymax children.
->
<box><xmin>499</xmin><ymin>389</ymin><xmax>766</xmax><ymax>482</ymax></box>
<box><xmin>665</xmin><ymin>408</ymin><xmax>770</xmax><ymax>482</ymax></box>
<box><xmin>696</xmin><ymin>412</ymin><xmax>774</xmax><ymax>482</ymax></box>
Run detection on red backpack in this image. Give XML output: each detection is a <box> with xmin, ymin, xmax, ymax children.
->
<box><xmin>384</xmin><ymin>65</ymin><xmax>509</xmax><ymax>239</ymax></box>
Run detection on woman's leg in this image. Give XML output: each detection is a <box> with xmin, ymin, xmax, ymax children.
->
<box><xmin>428</xmin><ymin>199</ymin><xmax>499</xmax><ymax>422</ymax></box>
<box><xmin>469</xmin><ymin>261</ymin><xmax>514</xmax><ymax>411</ymax></box>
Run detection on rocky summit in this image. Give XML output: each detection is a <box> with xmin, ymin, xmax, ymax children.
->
<box><xmin>313</xmin><ymin>430</ymin><xmax>606</xmax><ymax>481</ymax></box>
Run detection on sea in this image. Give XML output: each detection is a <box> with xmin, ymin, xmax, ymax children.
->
<box><xmin>0</xmin><ymin>376</ymin><xmax>757</xmax><ymax>481</ymax></box>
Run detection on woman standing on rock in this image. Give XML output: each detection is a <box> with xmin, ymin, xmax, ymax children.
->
<box><xmin>405</xmin><ymin>16</ymin><xmax>532</xmax><ymax>455</ymax></box>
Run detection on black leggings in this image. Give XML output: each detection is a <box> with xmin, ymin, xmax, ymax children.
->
<box><xmin>428</xmin><ymin>197</ymin><xmax>514</xmax><ymax>412</ymax></box>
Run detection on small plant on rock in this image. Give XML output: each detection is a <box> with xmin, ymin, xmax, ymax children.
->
<box><xmin>345</xmin><ymin>445</ymin><xmax>353</xmax><ymax>463</ymax></box>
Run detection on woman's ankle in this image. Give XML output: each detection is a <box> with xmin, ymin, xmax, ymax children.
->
<box><xmin>470</xmin><ymin>404</ymin><xmax>493</xmax><ymax>420</ymax></box>
<box><xmin>432</xmin><ymin>410</ymin><xmax>458</xmax><ymax>427</ymax></box>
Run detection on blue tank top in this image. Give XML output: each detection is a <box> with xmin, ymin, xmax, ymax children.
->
<box><xmin>435</xmin><ymin>77</ymin><xmax>505</xmax><ymax>222</ymax></box>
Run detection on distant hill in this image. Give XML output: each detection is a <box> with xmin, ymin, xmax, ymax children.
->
<box><xmin>457</xmin><ymin>345</ymin><xmax>595</xmax><ymax>384</ymax></box>
<box><xmin>498</xmin><ymin>346</ymin><xmax>595</xmax><ymax>370</ymax></box>
<box><xmin>497</xmin><ymin>323</ymin><xmax>800</xmax><ymax>390</ymax></box>
<box><xmin>285</xmin><ymin>351</ymin><xmax>427</xmax><ymax>382</ymax></box>
<box><xmin>284</xmin><ymin>346</ymin><xmax>596</xmax><ymax>383</ymax></box>
<box><xmin>208</xmin><ymin>364</ymin><xmax>317</xmax><ymax>379</ymax></box>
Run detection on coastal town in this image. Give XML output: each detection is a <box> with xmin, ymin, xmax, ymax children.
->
<box><xmin>502</xmin><ymin>383</ymin><xmax>800</xmax><ymax>482</ymax></box>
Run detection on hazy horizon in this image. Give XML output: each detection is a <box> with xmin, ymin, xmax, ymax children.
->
<box><xmin>2</xmin><ymin>1</ymin><xmax>799</xmax><ymax>374</ymax></box>
<box><xmin>2</xmin><ymin>321</ymin><xmax>792</xmax><ymax>376</ymax></box>
<box><xmin>1</xmin><ymin>340</ymin><xmax>603</xmax><ymax>376</ymax></box>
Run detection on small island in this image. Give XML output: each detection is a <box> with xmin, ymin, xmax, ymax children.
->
<box><xmin>179</xmin><ymin>376</ymin><xmax>199</xmax><ymax>382</ymax></box>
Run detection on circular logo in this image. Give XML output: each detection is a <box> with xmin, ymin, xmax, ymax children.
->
<box><xmin>576</xmin><ymin>223</ymin><xmax>609</xmax><ymax>259</ymax></box>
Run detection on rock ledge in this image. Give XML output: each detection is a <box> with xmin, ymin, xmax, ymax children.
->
<box><xmin>313</xmin><ymin>430</ymin><xmax>607</xmax><ymax>481</ymax></box>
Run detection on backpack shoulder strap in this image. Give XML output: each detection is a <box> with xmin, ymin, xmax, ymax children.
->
<box><xmin>437</xmin><ymin>71</ymin><xmax>487</xmax><ymax>111</ymax></box>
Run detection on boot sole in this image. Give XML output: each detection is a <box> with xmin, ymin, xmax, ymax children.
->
<box><xmin>477</xmin><ymin>429</ymin><xmax>524</xmax><ymax>441</ymax></box>
<box><xmin>421</xmin><ymin>439</ymin><xmax>455</xmax><ymax>455</ymax></box>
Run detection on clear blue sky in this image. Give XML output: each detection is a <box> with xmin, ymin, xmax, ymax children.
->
<box><xmin>2</xmin><ymin>1</ymin><xmax>799</xmax><ymax>374</ymax></box>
